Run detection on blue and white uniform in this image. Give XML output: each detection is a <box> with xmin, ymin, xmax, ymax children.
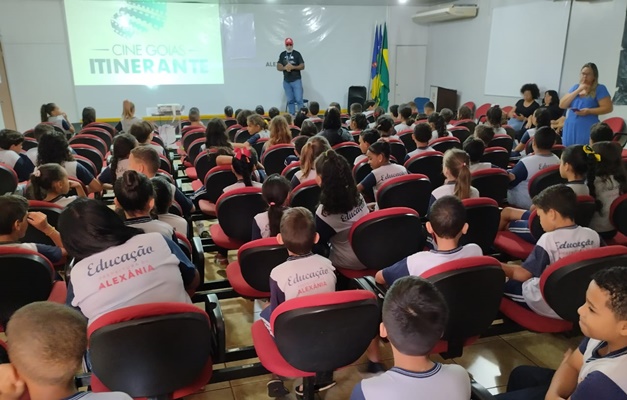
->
<box><xmin>350</xmin><ymin>364</ymin><xmax>471</xmax><ymax>400</ymax></box>
<box><xmin>507</xmin><ymin>153</ymin><xmax>560</xmax><ymax>209</ymax></box>
<box><xmin>0</xmin><ymin>242</ymin><xmax>62</xmax><ymax>264</ymax></box>
<box><xmin>428</xmin><ymin>182</ymin><xmax>480</xmax><ymax>211</ymax></box>
<box><xmin>223</xmin><ymin>180</ymin><xmax>263</xmax><ymax>193</ymax></box>
<box><xmin>260</xmin><ymin>253</ymin><xmax>336</xmax><ymax>334</ymax></box>
<box><xmin>68</xmin><ymin>232</ymin><xmax>194</xmax><ymax>323</ymax></box>
<box><xmin>252</xmin><ymin>211</ymin><xmax>271</xmax><ymax>240</ymax></box>
<box><xmin>316</xmin><ymin>196</ymin><xmax>369</xmax><ymax>270</ymax></box>
<box><xmin>63</xmin><ymin>392</ymin><xmax>131</xmax><ymax>400</ymax></box>
<box><xmin>124</xmin><ymin>216</ymin><xmax>175</xmax><ymax>241</ymax></box>
<box><xmin>381</xmin><ymin>245</ymin><xmax>482</xmax><ymax>285</ymax></box>
<box><xmin>405</xmin><ymin>146</ymin><xmax>434</xmax><ymax>162</ymax></box>
<box><xmin>359</xmin><ymin>163</ymin><xmax>408</xmax><ymax>198</ymax></box>
<box><xmin>504</xmin><ymin>225</ymin><xmax>601</xmax><ymax>318</ymax></box>
<box><xmin>0</xmin><ymin>149</ymin><xmax>34</xmax><ymax>182</ymax></box>
<box><xmin>469</xmin><ymin>162</ymin><xmax>493</xmax><ymax>173</ymax></box>
<box><xmin>62</xmin><ymin>160</ymin><xmax>96</xmax><ymax>187</ymax></box>
<box><xmin>571</xmin><ymin>338</ymin><xmax>627</xmax><ymax>400</ymax></box>
<box><xmin>98</xmin><ymin>158</ymin><xmax>130</xmax><ymax>184</ymax></box>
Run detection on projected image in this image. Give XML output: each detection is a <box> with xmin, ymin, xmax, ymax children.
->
<box><xmin>64</xmin><ymin>0</ymin><xmax>224</xmax><ymax>86</ymax></box>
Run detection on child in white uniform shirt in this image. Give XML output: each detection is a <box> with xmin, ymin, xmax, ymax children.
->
<box><xmin>428</xmin><ymin>149</ymin><xmax>480</xmax><ymax>212</ymax></box>
<box><xmin>586</xmin><ymin>141</ymin><xmax>627</xmax><ymax>240</ymax></box>
<box><xmin>355</xmin><ymin>129</ymin><xmax>381</xmax><ymax>166</ymax></box>
<box><xmin>290</xmin><ymin>136</ymin><xmax>330</xmax><ymax>188</ymax></box>
<box><xmin>59</xmin><ymin>199</ymin><xmax>198</xmax><ymax>323</ymax></box>
<box><xmin>502</xmin><ymin>185</ymin><xmax>601</xmax><ymax>318</ymax></box>
<box><xmin>358</xmin><ymin>141</ymin><xmax>408</xmax><ymax>201</ymax></box>
<box><xmin>152</xmin><ymin>176</ymin><xmax>189</xmax><ymax>238</ymax></box>
<box><xmin>261</xmin><ymin>207</ymin><xmax>337</xmax><ymax>398</ymax></box>
<box><xmin>25</xmin><ymin>164</ymin><xmax>86</xmax><ymax>207</ymax></box>
<box><xmin>114</xmin><ymin>170</ymin><xmax>175</xmax><ymax>240</ymax></box>
<box><xmin>404</xmin><ymin>123</ymin><xmax>434</xmax><ymax>162</ymax></box>
<box><xmin>223</xmin><ymin>147</ymin><xmax>263</xmax><ymax>193</ymax></box>
<box><xmin>315</xmin><ymin>150</ymin><xmax>369</xmax><ymax>270</ymax></box>
<box><xmin>0</xmin><ymin>302</ymin><xmax>132</xmax><ymax>400</ymax></box>
<box><xmin>0</xmin><ymin>129</ymin><xmax>34</xmax><ymax>182</ymax></box>
<box><xmin>252</xmin><ymin>174</ymin><xmax>290</xmax><ymax>240</ymax></box>
<box><xmin>376</xmin><ymin>196</ymin><xmax>482</xmax><ymax>286</ymax></box>
<box><xmin>464</xmin><ymin>138</ymin><xmax>493</xmax><ymax>173</ymax></box>
<box><xmin>351</xmin><ymin>276</ymin><xmax>470</xmax><ymax>400</ymax></box>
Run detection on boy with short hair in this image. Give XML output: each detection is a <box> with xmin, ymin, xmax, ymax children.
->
<box><xmin>469</xmin><ymin>124</ymin><xmax>495</xmax><ymax>147</ymax></box>
<box><xmin>284</xmin><ymin>135</ymin><xmax>308</xmax><ymax>166</ymax></box>
<box><xmin>128</xmin><ymin>146</ymin><xmax>194</xmax><ymax>217</ymax></box>
<box><xmin>496</xmin><ymin>266</ymin><xmax>627</xmax><ymax>400</ymax></box>
<box><xmin>589</xmin><ymin>122</ymin><xmax>614</xmax><ymax>144</ymax></box>
<box><xmin>375</xmin><ymin>196</ymin><xmax>482</xmax><ymax>286</ymax></box>
<box><xmin>0</xmin><ymin>302</ymin><xmax>132</xmax><ymax>400</ymax></box>
<box><xmin>464</xmin><ymin>138</ymin><xmax>492</xmax><ymax>172</ymax></box>
<box><xmin>268</xmin><ymin>107</ymin><xmax>280</xmax><ymax>119</ymax></box>
<box><xmin>350</xmin><ymin>103</ymin><xmax>363</xmax><ymax>116</ymax></box>
<box><xmin>405</xmin><ymin>122</ymin><xmax>434</xmax><ymax>161</ymax></box>
<box><xmin>424</xmin><ymin>101</ymin><xmax>435</xmax><ymax>116</ymax></box>
<box><xmin>351</xmin><ymin>276</ymin><xmax>471</xmax><ymax>400</ymax></box>
<box><xmin>502</xmin><ymin>185</ymin><xmax>601</xmax><ymax>319</ymax></box>
<box><xmin>363</xmin><ymin>100</ymin><xmax>376</xmax><ymax>117</ymax></box>
<box><xmin>261</xmin><ymin>207</ymin><xmax>337</xmax><ymax>397</ymax></box>
<box><xmin>0</xmin><ymin>194</ymin><xmax>65</xmax><ymax>264</ymax></box>
<box><xmin>506</xmin><ymin>126</ymin><xmax>560</xmax><ymax>209</ymax></box>
<box><xmin>0</xmin><ymin>129</ymin><xmax>34</xmax><ymax>182</ymax></box>
<box><xmin>356</xmin><ymin>129</ymin><xmax>381</xmax><ymax>165</ymax></box>
<box><xmin>307</xmin><ymin>101</ymin><xmax>320</xmax><ymax>118</ymax></box>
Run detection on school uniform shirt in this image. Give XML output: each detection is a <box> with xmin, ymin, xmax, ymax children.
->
<box><xmin>252</xmin><ymin>211</ymin><xmax>271</xmax><ymax>240</ymax></box>
<box><xmin>589</xmin><ymin>176</ymin><xmax>621</xmax><ymax>234</ymax></box>
<box><xmin>0</xmin><ymin>242</ymin><xmax>62</xmax><ymax>265</ymax></box>
<box><xmin>507</xmin><ymin>153</ymin><xmax>560</xmax><ymax>209</ymax></box>
<box><xmin>571</xmin><ymin>337</ymin><xmax>627</xmax><ymax>400</ymax></box>
<box><xmin>291</xmin><ymin>168</ymin><xmax>317</xmax><ymax>188</ymax></box>
<box><xmin>64</xmin><ymin>392</ymin><xmax>132</xmax><ymax>400</ymax></box>
<box><xmin>223</xmin><ymin>180</ymin><xmax>263</xmax><ymax>193</ymax></box>
<box><xmin>260</xmin><ymin>253</ymin><xmax>336</xmax><ymax>334</ymax></box>
<box><xmin>246</xmin><ymin>129</ymin><xmax>271</xmax><ymax>145</ymax></box>
<box><xmin>428</xmin><ymin>182</ymin><xmax>480</xmax><ymax>211</ymax></box>
<box><xmin>316</xmin><ymin>196</ymin><xmax>369</xmax><ymax>270</ymax></box>
<box><xmin>124</xmin><ymin>216</ymin><xmax>175</xmax><ymax>240</ymax></box>
<box><xmin>354</xmin><ymin>154</ymin><xmax>367</xmax><ymax>166</ymax></box>
<box><xmin>350</xmin><ymin>363</ymin><xmax>471</xmax><ymax>400</ymax></box>
<box><xmin>48</xmin><ymin>115</ymin><xmax>72</xmax><ymax>131</ymax></box>
<box><xmin>359</xmin><ymin>163</ymin><xmax>408</xmax><ymax>198</ymax></box>
<box><xmin>120</xmin><ymin>116</ymin><xmax>142</xmax><ymax>133</ymax></box>
<box><xmin>0</xmin><ymin>149</ymin><xmax>34</xmax><ymax>182</ymax></box>
<box><xmin>49</xmin><ymin>194</ymin><xmax>78</xmax><ymax>208</ymax></box>
<box><xmin>394</xmin><ymin>122</ymin><xmax>410</xmax><ymax>133</ymax></box>
<box><xmin>381</xmin><ymin>244</ymin><xmax>483</xmax><ymax>285</ymax></box>
<box><xmin>520</xmin><ymin>225</ymin><xmax>601</xmax><ymax>318</ymax></box>
<box><xmin>98</xmin><ymin>158</ymin><xmax>130</xmax><ymax>184</ymax></box>
<box><xmin>469</xmin><ymin>162</ymin><xmax>493</xmax><ymax>173</ymax></box>
<box><xmin>430</xmin><ymin>130</ymin><xmax>452</xmax><ymax>141</ymax></box>
<box><xmin>63</xmin><ymin>160</ymin><xmax>96</xmax><ymax>187</ymax></box>
<box><xmin>405</xmin><ymin>146</ymin><xmax>434</xmax><ymax>162</ymax></box>
<box><xmin>69</xmin><ymin>232</ymin><xmax>194</xmax><ymax>322</ymax></box>
<box><xmin>157</xmin><ymin>213</ymin><xmax>189</xmax><ymax>237</ymax></box>
<box><xmin>567</xmin><ymin>180</ymin><xmax>590</xmax><ymax>197</ymax></box>
<box><xmin>150</xmin><ymin>177</ymin><xmax>193</xmax><ymax>218</ymax></box>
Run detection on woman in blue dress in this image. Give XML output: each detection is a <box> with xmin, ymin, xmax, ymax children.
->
<box><xmin>560</xmin><ymin>63</ymin><xmax>613</xmax><ymax>146</ymax></box>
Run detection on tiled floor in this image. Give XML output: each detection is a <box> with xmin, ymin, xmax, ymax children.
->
<box><xmin>192</xmin><ymin>246</ymin><xmax>583</xmax><ymax>399</ymax></box>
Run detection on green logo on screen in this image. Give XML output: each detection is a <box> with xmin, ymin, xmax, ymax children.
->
<box><xmin>111</xmin><ymin>1</ymin><xmax>167</xmax><ymax>39</ymax></box>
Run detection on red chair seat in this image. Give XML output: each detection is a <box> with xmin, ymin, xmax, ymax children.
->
<box><xmin>607</xmin><ymin>232</ymin><xmax>627</xmax><ymax>246</ymax></box>
<box><xmin>251</xmin><ymin>319</ymin><xmax>316</xmax><ymax>378</ymax></box>
<box><xmin>494</xmin><ymin>231</ymin><xmax>534</xmax><ymax>260</ymax></box>
<box><xmin>185</xmin><ymin>167</ymin><xmax>198</xmax><ymax>181</ymax></box>
<box><xmin>226</xmin><ymin>261</ymin><xmax>270</xmax><ymax>298</ymax></box>
<box><xmin>209</xmin><ymin>223</ymin><xmax>244</xmax><ymax>249</ymax></box>
<box><xmin>430</xmin><ymin>337</ymin><xmax>478</xmax><ymax>355</ymax></box>
<box><xmin>336</xmin><ymin>267</ymin><xmax>378</xmax><ymax>279</ymax></box>
<box><xmin>191</xmin><ymin>180</ymin><xmax>203</xmax><ymax>192</ymax></box>
<box><xmin>499</xmin><ymin>298</ymin><xmax>573</xmax><ymax>333</ymax></box>
<box><xmin>49</xmin><ymin>281</ymin><xmax>67</xmax><ymax>303</ymax></box>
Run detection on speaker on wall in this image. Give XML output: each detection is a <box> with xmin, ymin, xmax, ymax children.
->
<box><xmin>348</xmin><ymin>86</ymin><xmax>367</xmax><ymax>110</ymax></box>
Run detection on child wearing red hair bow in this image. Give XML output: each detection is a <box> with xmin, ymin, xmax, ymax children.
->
<box><xmin>223</xmin><ymin>147</ymin><xmax>263</xmax><ymax>192</ymax></box>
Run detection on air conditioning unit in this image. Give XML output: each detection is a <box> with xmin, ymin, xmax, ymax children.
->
<box><xmin>412</xmin><ymin>5</ymin><xmax>478</xmax><ymax>24</ymax></box>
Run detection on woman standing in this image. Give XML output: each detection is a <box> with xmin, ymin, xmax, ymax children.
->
<box><xmin>560</xmin><ymin>63</ymin><xmax>613</xmax><ymax>146</ymax></box>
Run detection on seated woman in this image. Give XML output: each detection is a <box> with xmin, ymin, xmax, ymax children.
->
<box><xmin>114</xmin><ymin>170</ymin><xmax>175</xmax><ymax>241</ymax></box>
<box><xmin>542</xmin><ymin>90</ymin><xmax>565</xmax><ymax>122</ymax></box>
<box><xmin>37</xmin><ymin>131</ymin><xmax>102</xmax><ymax>193</ymax></box>
<box><xmin>507</xmin><ymin>83</ymin><xmax>540</xmax><ymax>136</ymax></box>
<box><xmin>60</xmin><ymin>198</ymin><xmax>198</xmax><ymax>322</ymax></box>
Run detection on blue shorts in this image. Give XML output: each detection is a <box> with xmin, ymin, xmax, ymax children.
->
<box><xmin>508</xmin><ymin>210</ymin><xmax>535</xmax><ymax>244</ymax></box>
<box><xmin>503</xmin><ymin>279</ymin><xmax>532</xmax><ymax>311</ymax></box>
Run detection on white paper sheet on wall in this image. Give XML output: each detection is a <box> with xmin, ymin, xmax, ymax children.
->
<box><xmin>484</xmin><ymin>1</ymin><xmax>571</xmax><ymax>97</ymax></box>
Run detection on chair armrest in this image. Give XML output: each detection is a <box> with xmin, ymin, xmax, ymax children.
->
<box><xmin>191</xmin><ymin>236</ymin><xmax>205</xmax><ymax>282</ymax></box>
<box><xmin>471</xmin><ymin>379</ymin><xmax>498</xmax><ymax>400</ymax></box>
<box><xmin>204</xmin><ymin>293</ymin><xmax>226</xmax><ymax>364</ymax></box>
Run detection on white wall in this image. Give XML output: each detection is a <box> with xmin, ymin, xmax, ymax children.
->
<box><xmin>426</xmin><ymin>0</ymin><xmax>627</xmax><ymax>121</ymax></box>
<box><xmin>0</xmin><ymin>0</ymin><xmax>428</xmax><ymax>131</ymax></box>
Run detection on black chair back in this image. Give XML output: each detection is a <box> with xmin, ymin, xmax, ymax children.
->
<box><xmin>187</xmin><ymin>139</ymin><xmax>205</xmax><ymax>165</ymax></box>
<box><xmin>204</xmin><ymin>166</ymin><xmax>238</xmax><ymax>203</ymax></box>
<box><xmin>79</xmin><ymin>128</ymin><xmax>113</xmax><ymax>149</ymax></box>
<box><xmin>289</xmin><ymin>182</ymin><xmax>321</xmax><ymax>215</ymax></box>
<box><xmin>480</xmin><ymin>147</ymin><xmax>509</xmax><ymax>169</ymax></box>
<box><xmin>262</xmin><ymin>145</ymin><xmax>296</xmax><ymax>176</ymax></box>
<box><xmin>70</xmin><ymin>145</ymin><xmax>104</xmax><ymax>173</ymax></box>
<box><xmin>471</xmin><ymin>168</ymin><xmax>510</xmax><ymax>205</ymax></box>
<box><xmin>460</xmin><ymin>198</ymin><xmax>500</xmax><ymax>253</ymax></box>
<box><xmin>430</xmin><ymin>137</ymin><xmax>461</xmax><ymax>154</ymax></box>
<box><xmin>216</xmin><ymin>188</ymin><xmax>266</xmax><ymax>242</ymax></box>
<box><xmin>282</xmin><ymin>162</ymin><xmax>301</xmax><ymax>182</ymax></box>
<box><xmin>69</xmin><ymin>135</ymin><xmax>108</xmax><ymax>157</ymax></box>
<box><xmin>0</xmin><ymin>165</ymin><xmax>18</xmax><ymax>194</ymax></box>
<box><xmin>22</xmin><ymin>137</ymin><xmax>38</xmax><ymax>151</ymax></box>
<box><xmin>449</xmin><ymin>126</ymin><xmax>471</xmax><ymax>144</ymax></box>
<box><xmin>611</xmin><ymin>194</ymin><xmax>627</xmax><ymax>234</ymax></box>
<box><xmin>489</xmin><ymin>135</ymin><xmax>514</xmax><ymax>152</ymax></box>
<box><xmin>404</xmin><ymin>151</ymin><xmax>445</xmax><ymax>189</ymax></box>
<box><xmin>376</xmin><ymin>174</ymin><xmax>431</xmax><ymax>216</ymax></box>
<box><xmin>528</xmin><ymin>165</ymin><xmax>566</xmax><ymax>198</ymax></box>
<box><xmin>398</xmin><ymin>131</ymin><xmax>416</xmax><ymax>153</ymax></box>
<box><xmin>388</xmin><ymin>139</ymin><xmax>407</xmax><ymax>165</ymax></box>
<box><xmin>353</xmin><ymin>160</ymin><xmax>372</xmax><ymax>184</ymax></box>
<box><xmin>240</xmin><ymin>240</ymin><xmax>289</xmax><ymax>292</ymax></box>
<box><xmin>23</xmin><ymin>202</ymin><xmax>63</xmax><ymax>247</ymax></box>
<box><xmin>333</xmin><ymin>142</ymin><xmax>362</xmax><ymax>166</ymax></box>
<box><xmin>182</xmin><ymin>130</ymin><xmax>205</xmax><ymax>153</ymax></box>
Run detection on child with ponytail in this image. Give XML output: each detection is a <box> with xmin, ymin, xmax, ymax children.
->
<box><xmin>25</xmin><ymin>164</ymin><xmax>86</xmax><ymax>207</ymax></box>
<box><xmin>291</xmin><ymin>136</ymin><xmax>331</xmax><ymax>188</ymax></box>
<box><xmin>40</xmin><ymin>103</ymin><xmax>74</xmax><ymax>134</ymax></box>
<box><xmin>428</xmin><ymin>148</ymin><xmax>479</xmax><ymax>212</ymax></box>
<box><xmin>252</xmin><ymin>174</ymin><xmax>291</xmax><ymax>240</ymax></box>
<box><xmin>586</xmin><ymin>142</ymin><xmax>627</xmax><ymax>239</ymax></box>
<box><xmin>224</xmin><ymin>147</ymin><xmax>263</xmax><ymax>193</ymax></box>
<box><xmin>428</xmin><ymin>112</ymin><xmax>451</xmax><ymax>141</ymax></box>
<box><xmin>98</xmin><ymin>133</ymin><xmax>138</xmax><ymax>188</ymax></box>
